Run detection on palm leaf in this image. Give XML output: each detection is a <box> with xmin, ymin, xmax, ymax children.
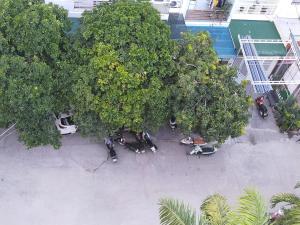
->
<box><xmin>289</xmin><ymin>206</ymin><xmax>300</xmax><ymax>225</ymax></box>
<box><xmin>198</xmin><ymin>215</ymin><xmax>209</xmax><ymax>225</ymax></box>
<box><xmin>233</xmin><ymin>188</ymin><xmax>268</xmax><ymax>225</ymax></box>
<box><xmin>200</xmin><ymin>194</ymin><xmax>230</xmax><ymax>225</ymax></box>
<box><xmin>159</xmin><ymin>198</ymin><xmax>196</xmax><ymax>225</ymax></box>
<box><xmin>271</xmin><ymin>193</ymin><xmax>300</xmax><ymax>208</ymax></box>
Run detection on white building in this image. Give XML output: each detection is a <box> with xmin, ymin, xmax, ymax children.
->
<box><xmin>273</xmin><ymin>0</ymin><xmax>300</xmax><ymax>97</ymax></box>
<box><xmin>45</xmin><ymin>0</ymin><xmax>185</xmax><ymax>19</ymax></box>
<box><xmin>44</xmin><ymin>0</ymin><xmax>300</xmax><ymax>22</ymax></box>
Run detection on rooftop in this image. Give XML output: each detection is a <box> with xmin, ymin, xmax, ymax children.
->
<box><xmin>229</xmin><ymin>20</ymin><xmax>287</xmax><ymax>56</ymax></box>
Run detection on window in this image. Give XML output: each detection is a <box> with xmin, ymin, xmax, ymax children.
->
<box><xmin>292</xmin><ymin>0</ymin><xmax>300</xmax><ymax>5</ymax></box>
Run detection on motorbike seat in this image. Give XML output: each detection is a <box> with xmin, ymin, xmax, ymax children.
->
<box><xmin>193</xmin><ymin>137</ymin><xmax>206</xmax><ymax>145</ymax></box>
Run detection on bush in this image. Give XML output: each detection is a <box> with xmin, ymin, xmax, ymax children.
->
<box><xmin>274</xmin><ymin>96</ymin><xmax>300</xmax><ymax>132</ymax></box>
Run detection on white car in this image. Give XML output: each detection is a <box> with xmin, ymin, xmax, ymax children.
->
<box><xmin>55</xmin><ymin>112</ymin><xmax>77</xmax><ymax>135</ymax></box>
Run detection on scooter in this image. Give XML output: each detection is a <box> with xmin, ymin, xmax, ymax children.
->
<box><xmin>105</xmin><ymin>137</ymin><xmax>118</xmax><ymax>163</ymax></box>
<box><xmin>169</xmin><ymin>116</ymin><xmax>177</xmax><ymax>131</ymax></box>
<box><xmin>255</xmin><ymin>96</ymin><xmax>268</xmax><ymax>118</ymax></box>
<box><xmin>119</xmin><ymin>138</ymin><xmax>145</xmax><ymax>154</ymax></box>
<box><xmin>269</xmin><ymin>209</ymin><xmax>284</xmax><ymax>224</ymax></box>
<box><xmin>188</xmin><ymin>145</ymin><xmax>218</xmax><ymax>156</ymax></box>
<box><xmin>142</xmin><ymin>132</ymin><xmax>158</xmax><ymax>152</ymax></box>
<box><xmin>114</xmin><ymin>129</ymin><xmax>146</xmax><ymax>154</ymax></box>
<box><xmin>180</xmin><ymin>136</ymin><xmax>207</xmax><ymax>146</ymax></box>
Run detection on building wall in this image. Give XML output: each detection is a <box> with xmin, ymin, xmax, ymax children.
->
<box><xmin>275</xmin><ymin>0</ymin><xmax>300</xmax><ymax>19</ymax></box>
<box><xmin>45</xmin><ymin>0</ymin><xmax>74</xmax><ymax>10</ymax></box>
<box><xmin>45</xmin><ymin>0</ymin><xmax>84</xmax><ymax>17</ymax></box>
<box><xmin>229</xmin><ymin>0</ymin><xmax>279</xmax><ymax>21</ymax></box>
<box><xmin>45</xmin><ymin>0</ymin><xmax>178</xmax><ymax>19</ymax></box>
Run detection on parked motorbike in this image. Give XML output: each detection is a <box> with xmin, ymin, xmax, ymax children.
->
<box><xmin>142</xmin><ymin>131</ymin><xmax>158</xmax><ymax>152</ymax></box>
<box><xmin>188</xmin><ymin>145</ymin><xmax>218</xmax><ymax>156</ymax></box>
<box><xmin>269</xmin><ymin>209</ymin><xmax>284</xmax><ymax>224</ymax></box>
<box><xmin>105</xmin><ymin>137</ymin><xmax>118</xmax><ymax>163</ymax></box>
<box><xmin>255</xmin><ymin>96</ymin><xmax>268</xmax><ymax>118</ymax></box>
<box><xmin>169</xmin><ymin>116</ymin><xmax>177</xmax><ymax>131</ymax></box>
<box><xmin>180</xmin><ymin>136</ymin><xmax>207</xmax><ymax>146</ymax></box>
<box><xmin>118</xmin><ymin>137</ymin><xmax>145</xmax><ymax>154</ymax></box>
<box><xmin>115</xmin><ymin>129</ymin><xmax>145</xmax><ymax>154</ymax></box>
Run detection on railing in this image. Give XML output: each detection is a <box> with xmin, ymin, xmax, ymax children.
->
<box><xmin>290</xmin><ymin>33</ymin><xmax>300</xmax><ymax>69</ymax></box>
<box><xmin>74</xmin><ymin>0</ymin><xmax>112</xmax><ymax>9</ymax></box>
<box><xmin>74</xmin><ymin>0</ymin><xmax>93</xmax><ymax>9</ymax></box>
<box><xmin>185</xmin><ymin>9</ymin><xmax>229</xmax><ymax>21</ymax></box>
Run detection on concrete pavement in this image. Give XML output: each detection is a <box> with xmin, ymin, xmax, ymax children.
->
<box><xmin>0</xmin><ymin>110</ymin><xmax>300</xmax><ymax>225</ymax></box>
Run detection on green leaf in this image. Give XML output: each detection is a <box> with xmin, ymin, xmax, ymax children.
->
<box><xmin>159</xmin><ymin>198</ymin><xmax>196</xmax><ymax>225</ymax></box>
<box><xmin>200</xmin><ymin>194</ymin><xmax>230</xmax><ymax>225</ymax></box>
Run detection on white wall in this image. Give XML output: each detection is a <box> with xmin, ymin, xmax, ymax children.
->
<box><xmin>45</xmin><ymin>0</ymin><xmax>74</xmax><ymax>11</ymax></box>
<box><xmin>229</xmin><ymin>0</ymin><xmax>279</xmax><ymax>21</ymax></box>
<box><xmin>45</xmin><ymin>0</ymin><xmax>86</xmax><ymax>17</ymax></box>
<box><xmin>275</xmin><ymin>0</ymin><xmax>300</xmax><ymax>19</ymax></box>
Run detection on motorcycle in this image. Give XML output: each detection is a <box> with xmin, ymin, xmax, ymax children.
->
<box><xmin>255</xmin><ymin>96</ymin><xmax>268</xmax><ymax>118</ymax></box>
<box><xmin>169</xmin><ymin>116</ymin><xmax>177</xmax><ymax>131</ymax></box>
<box><xmin>180</xmin><ymin>136</ymin><xmax>207</xmax><ymax>146</ymax></box>
<box><xmin>114</xmin><ymin>129</ymin><xmax>145</xmax><ymax>154</ymax></box>
<box><xmin>269</xmin><ymin>209</ymin><xmax>284</xmax><ymax>224</ymax></box>
<box><xmin>141</xmin><ymin>131</ymin><xmax>158</xmax><ymax>152</ymax></box>
<box><xmin>105</xmin><ymin>137</ymin><xmax>118</xmax><ymax>163</ymax></box>
<box><xmin>188</xmin><ymin>144</ymin><xmax>218</xmax><ymax>156</ymax></box>
<box><xmin>118</xmin><ymin>137</ymin><xmax>145</xmax><ymax>154</ymax></box>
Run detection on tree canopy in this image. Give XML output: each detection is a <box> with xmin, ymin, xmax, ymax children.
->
<box><xmin>0</xmin><ymin>0</ymin><xmax>72</xmax><ymax>148</ymax></box>
<box><xmin>172</xmin><ymin>32</ymin><xmax>250</xmax><ymax>143</ymax></box>
<box><xmin>72</xmin><ymin>0</ymin><xmax>175</xmax><ymax>136</ymax></box>
<box><xmin>0</xmin><ymin>0</ymin><xmax>251</xmax><ymax>148</ymax></box>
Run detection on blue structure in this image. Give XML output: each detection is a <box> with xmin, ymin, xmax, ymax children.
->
<box><xmin>186</xmin><ymin>26</ymin><xmax>236</xmax><ymax>59</ymax></box>
<box><xmin>241</xmin><ymin>35</ymin><xmax>272</xmax><ymax>93</ymax></box>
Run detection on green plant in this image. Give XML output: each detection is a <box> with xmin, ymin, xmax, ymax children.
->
<box><xmin>0</xmin><ymin>0</ymin><xmax>72</xmax><ymax>148</ymax></box>
<box><xmin>171</xmin><ymin>32</ymin><xmax>250</xmax><ymax>143</ymax></box>
<box><xmin>274</xmin><ymin>96</ymin><xmax>300</xmax><ymax>132</ymax></box>
<box><xmin>73</xmin><ymin>0</ymin><xmax>175</xmax><ymax>136</ymax></box>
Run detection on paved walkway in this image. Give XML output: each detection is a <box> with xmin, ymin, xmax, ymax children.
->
<box><xmin>0</xmin><ymin>111</ymin><xmax>299</xmax><ymax>225</ymax></box>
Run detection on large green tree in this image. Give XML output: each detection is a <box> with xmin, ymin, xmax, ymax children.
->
<box><xmin>172</xmin><ymin>32</ymin><xmax>250</xmax><ymax>143</ymax></box>
<box><xmin>0</xmin><ymin>0</ymin><xmax>72</xmax><ymax>148</ymax></box>
<box><xmin>73</xmin><ymin>0</ymin><xmax>175</xmax><ymax>136</ymax></box>
<box><xmin>0</xmin><ymin>56</ymin><xmax>60</xmax><ymax>148</ymax></box>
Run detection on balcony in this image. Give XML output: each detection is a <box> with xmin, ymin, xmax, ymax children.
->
<box><xmin>185</xmin><ymin>9</ymin><xmax>229</xmax><ymax>21</ymax></box>
<box><xmin>185</xmin><ymin>0</ymin><xmax>232</xmax><ymax>22</ymax></box>
<box><xmin>74</xmin><ymin>0</ymin><xmax>112</xmax><ymax>9</ymax></box>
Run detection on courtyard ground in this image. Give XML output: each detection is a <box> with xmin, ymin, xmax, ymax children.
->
<box><xmin>0</xmin><ymin>107</ymin><xmax>299</xmax><ymax>225</ymax></box>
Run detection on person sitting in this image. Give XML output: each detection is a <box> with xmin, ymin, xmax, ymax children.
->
<box><xmin>255</xmin><ymin>96</ymin><xmax>264</xmax><ymax>105</ymax></box>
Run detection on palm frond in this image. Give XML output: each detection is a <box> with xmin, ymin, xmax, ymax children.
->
<box><xmin>198</xmin><ymin>215</ymin><xmax>209</xmax><ymax>225</ymax></box>
<box><xmin>295</xmin><ymin>182</ymin><xmax>300</xmax><ymax>189</ymax></box>
<box><xmin>235</xmin><ymin>188</ymin><xmax>268</xmax><ymax>225</ymax></box>
<box><xmin>289</xmin><ymin>206</ymin><xmax>300</xmax><ymax>225</ymax></box>
<box><xmin>200</xmin><ymin>194</ymin><xmax>230</xmax><ymax>225</ymax></box>
<box><xmin>159</xmin><ymin>198</ymin><xmax>196</xmax><ymax>225</ymax></box>
<box><xmin>271</xmin><ymin>193</ymin><xmax>300</xmax><ymax>208</ymax></box>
